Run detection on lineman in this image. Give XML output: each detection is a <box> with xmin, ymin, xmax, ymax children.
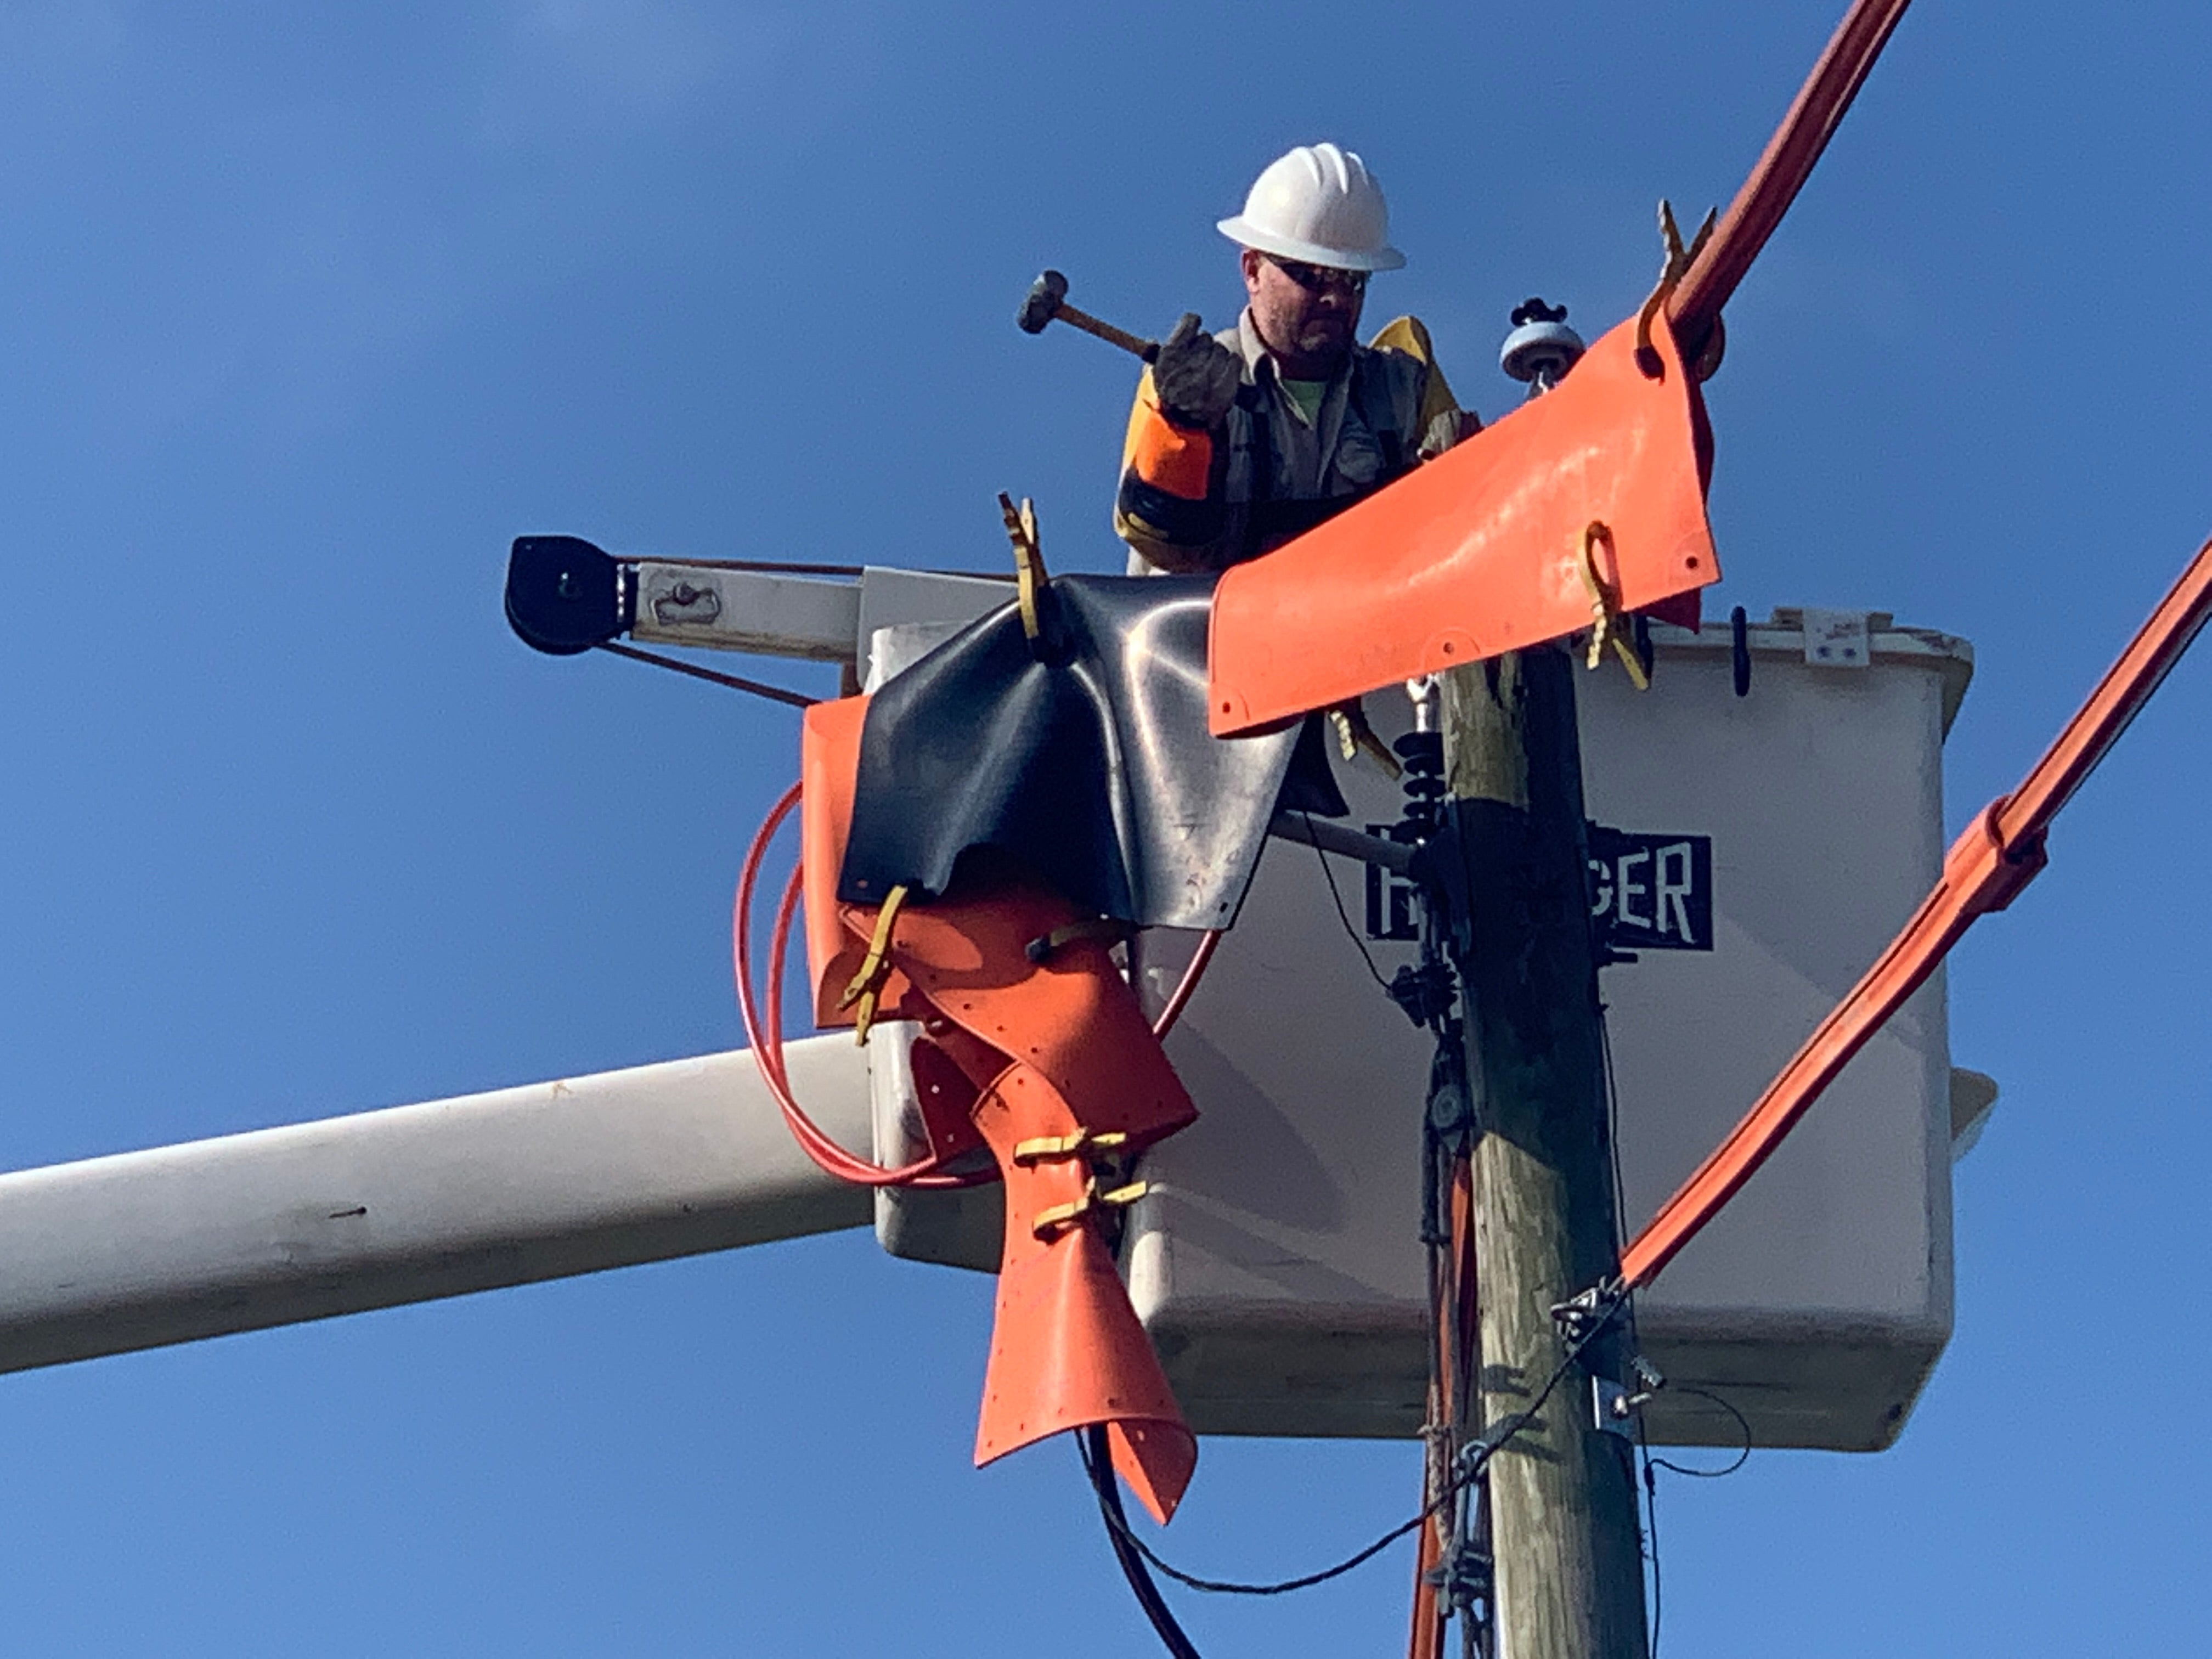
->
<box><xmin>1116</xmin><ymin>142</ymin><xmax>1474</xmax><ymax>575</ymax></box>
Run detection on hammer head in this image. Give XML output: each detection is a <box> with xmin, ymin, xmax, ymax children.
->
<box><xmin>1017</xmin><ymin>269</ymin><xmax>1069</xmax><ymax>335</ymax></box>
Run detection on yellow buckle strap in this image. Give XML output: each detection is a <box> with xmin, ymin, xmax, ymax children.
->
<box><xmin>1012</xmin><ymin>1128</ymin><xmax>1130</xmax><ymax>1167</ymax></box>
<box><xmin>838</xmin><ymin>883</ymin><xmax>910</xmax><ymax>1044</ymax></box>
<box><xmin>1328</xmin><ymin>702</ymin><xmax>1403</xmax><ymax>780</ymax></box>
<box><xmin>1031</xmin><ymin>1178</ymin><xmax>1151</xmax><ymax>1239</ymax></box>
<box><xmin>998</xmin><ymin>492</ymin><xmax>1047</xmax><ymax>642</ymax></box>
<box><xmin>1576</xmin><ymin>521</ymin><xmax>1651</xmax><ymax>692</ymax></box>
<box><xmin>1633</xmin><ymin>199</ymin><xmax>1717</xmax><ymax>380</ymax></box>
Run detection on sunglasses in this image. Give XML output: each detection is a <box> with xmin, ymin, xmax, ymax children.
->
<box><xmin>1266</xmin><ymin>256</ymin><xmax>1368</xmax><ymax>296</ymax></box>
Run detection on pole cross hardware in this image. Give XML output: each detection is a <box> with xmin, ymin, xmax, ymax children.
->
<box><xmin>1593</xmin><ymin>1357</ymin><xmax>1668</xmax><ymax>1439</ymax></box>
<box><xmin>1549</xmin><ymin>1282</ymin><xmax>1629</xmax><ymax>1348</ymax></box>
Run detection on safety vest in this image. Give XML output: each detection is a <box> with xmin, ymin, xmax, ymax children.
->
<box><xmin>1116</xmin><ymin>312</ymin><xmax>1453</xmax><ymax>574</ymax></box>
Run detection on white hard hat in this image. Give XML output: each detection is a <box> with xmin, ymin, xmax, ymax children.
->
<box><xmin>1217</xmin><ymin>142</ymin><xmax>1406</xmax><ymax>273</ymax></box>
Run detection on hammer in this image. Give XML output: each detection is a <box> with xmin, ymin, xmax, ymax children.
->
<box><xmin>1017</xmin><ymin>269</ymin><xmax>1158</xmax><ymax>363</ymax></box>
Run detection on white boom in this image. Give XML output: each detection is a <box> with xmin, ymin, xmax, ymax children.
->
<box><xmin>0</xmin><ymin>1037</ymin><xmax>872</xmax><ymax>1374</ymax></box>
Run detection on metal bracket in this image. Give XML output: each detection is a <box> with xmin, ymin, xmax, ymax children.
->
<box><xmin>1801</xmin><ymin>606</ymin><xmax>1873</xmax><ymax>668</ymax></box>
<box><xmin>1593</xmin><ymin>1355</ymin><xmax>1668</xmax><ymax>1438</ymax></box>
<box><xmin>1423</xmin><ymin>1542</ymin><xmax>1495</xmax><ymax>1614</ymax></box>
<box><xmin>1594</xmin><ymin>1376</ymin><xmax>1637</xmax><ymax>1438</ymax></box>
<box><xmin>1266</xmin><ymin>811</ymin><xmax>1415</xmax><ymax>876</ymax></box>
<box><xmin>1550</xmin><ymin>1280</ymin><xmax>1626</xmax><ymax>1346</ymax></box>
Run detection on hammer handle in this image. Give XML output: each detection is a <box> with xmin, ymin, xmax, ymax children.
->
<box><xmin>1057</xmin><ymin>304</ymin><xmax>1158</xmax><ymax>364</ymax></box>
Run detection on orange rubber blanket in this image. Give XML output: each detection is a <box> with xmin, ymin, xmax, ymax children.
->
<box><xmin>802</xmin><ymin>696</ymin><xmax>1200</xmax><ymax>1524</ymax></box>
<box><xmin>1206</xmin><ymin>307</ymin><xmax>1718</xmax><ymax>736</ymax></box>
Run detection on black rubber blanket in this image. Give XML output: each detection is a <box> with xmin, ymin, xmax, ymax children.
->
<box><xmin>839</xmin><ymin>573</ymin><xmax>1346</xmax><ymax>931</ymax></box>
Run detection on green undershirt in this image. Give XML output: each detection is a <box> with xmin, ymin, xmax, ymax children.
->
<box><xmin>1280</xmin><ymin>377</ymin><xmax>1328</xmax><ymax>425</ymax></box>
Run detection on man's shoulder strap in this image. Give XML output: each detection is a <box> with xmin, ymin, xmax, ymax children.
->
<box><xmin>1364</xmin><ymin>315</ymin><xmax>1468</xmax><ymax>464</ymax></box>
<box><xmin>1353</xmin><ymin>317</ymin><xmax>1438</xmax><ymax>479</ymax></box>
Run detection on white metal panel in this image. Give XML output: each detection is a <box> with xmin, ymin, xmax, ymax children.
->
<box><xmin>854</xmin><ymin>567</ymin><xmax>1013</xmax><ymax>684</ymax></box>
<box><xmin>630</xmin><ymin>562</ymin><xmax>861</xmax><ymax>658</ymax></box>
<box><xmin>0</xmin><ymin>1039</ymin><xmax>872</xmax><ymax>1373</ymax></box>
<box><xmin>1124</xmin><ymin>618</ymin><xmax>1976</xmax><ymax>1451</ymax></box>
<box><xmin>619</xmin><ymin>563</ymin><xmax>1008</xmax><ymax>675</ymax></box>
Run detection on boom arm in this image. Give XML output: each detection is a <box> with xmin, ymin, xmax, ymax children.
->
<box><xmin>0</xmin><ymin>1038</ymin><xmax>873</xmax><ymax>1374</ymax></box>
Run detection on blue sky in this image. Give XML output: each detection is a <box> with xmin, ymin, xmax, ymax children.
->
<box><xmin>0</xmin><ymin>1</ymin><xmax>2207</xmax><ymax>1652</ymax></box>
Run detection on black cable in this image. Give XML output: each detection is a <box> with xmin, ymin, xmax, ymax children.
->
<box><xmin>1598</xmin><ymin>1004</ymin><xmax>1661</xmax><ymax>1659</ymax></box>
<box><xmin>592</xmin><ymin>641</ymin><xmax>819</xmax><ymax>707</ymax></box>
<box><xmin>1113</xmin><ymin>1486</ymin><xmax>1432</xmax><ymax>1599</ymax></box>
<box><xmin>1300</xmin><ymin>810</ymin><xmax>1389</xmax><ymax>988</ymax></box>
<box><xmin>1082</xmin><ymin>1315</ymin><xmax>1609</xmax><ymax>1605</ymax></box>
<box><xmin>1639</xmin><ymin>1430</ymin><xmax>1663</xmax><ymax>1659</ymax></box>
<box><xmin>1648</xmin><ymin>1389</ymin><xmax>1753</xmax><ymax>1479</ymax></box>
<box><xmin>1596</xmin><ymin>1003</ymin><xmax>1750</xmax><ymax>1659</ymax></box>
<box><xmin>1079</xmin><ymin>1427</ymin><xmax>1205</xmax><ymax>1659</ymax></box>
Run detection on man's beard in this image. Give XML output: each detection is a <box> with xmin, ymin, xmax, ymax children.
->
<box><xmin>1292</xmin><ymin>315</ymin><xmax>1351</xmax><ymax>369</ymax></box>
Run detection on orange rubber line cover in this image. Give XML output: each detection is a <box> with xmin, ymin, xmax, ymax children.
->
<box><xmin>969</xmin><ymin>1063</ymin><xmax>1195</xmax><ymax>1525</ymax></box>
<box><xmin>834</xmin><ymin>854</ymin><xmax>1199</xmax><ymax>1523</ymax></box>
<box><xmin>1207</xmin><ymin>310</ymin><xmax>1719</xmax><ymax>736</ymax></box>
<box><xmin>1617</xmin><ymin>532</ymin><xmax>2212</xmax><ymax>1291</ymax></box>
<box><xmin>1615</xmin><ymin>800</ymin><xmax>2038</xmax><ymax>1290</ymax></box>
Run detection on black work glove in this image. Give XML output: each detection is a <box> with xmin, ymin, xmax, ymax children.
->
<box><xmin>1150</xmin><ymin>313</ymin><xmax>1242</xmax><ymax>430</ymax></box>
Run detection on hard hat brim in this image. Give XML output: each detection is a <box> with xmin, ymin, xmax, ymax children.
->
<box><xmin>1217</xmin><ymin>217</ymin><xmax>1406</xmax><ymax>273</ymax></box>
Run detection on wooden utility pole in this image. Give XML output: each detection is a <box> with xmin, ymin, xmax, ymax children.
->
<box><xmin>1441</xmin><ymin>647</ymin><xmax>1647</xmax><ymax>1659</ymax></box>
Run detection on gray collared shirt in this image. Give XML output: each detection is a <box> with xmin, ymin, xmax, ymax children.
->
<box><xmin>1120</xmin><ymin>307</ymin><xmax>1429</xmax><ymax>574</ymax></box>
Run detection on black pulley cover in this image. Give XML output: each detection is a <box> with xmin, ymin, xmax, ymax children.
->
<box><xmin>505</xmin><ymin>535</ymin><xmax>633</xmax><ymax>655</ymax></box>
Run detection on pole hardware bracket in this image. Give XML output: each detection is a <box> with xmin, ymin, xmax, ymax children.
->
<box><xmin>1454</xmin><ymin>1414</ymin><xmax>1533</xmax><ymax>1479</ymax></box>
<box><xmin>1550</xmin><ymin>1279</ymin><xmax>1627</xmax><ymax>1347</ymax></box>
<box><xmin>1422</xmin><ymin>1542</ymin><xmax>1496</xmax><ymax>1613</ymax></box>
<box><xmin>1593</xmin><ymin>1356</ymin><xmax>1667</xmax><ymax>1438</ymax></box>
<box><xmin>1385</xmin><ymin>960</ymin><xmax>1458</xmax><ymax>1029</ymax></box>
<box><xmin>1407</xmin><ymin>808</ymin><xmax>1476</xmax><ymax>960</ymax></box>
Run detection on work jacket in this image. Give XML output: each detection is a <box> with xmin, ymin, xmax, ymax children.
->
<box><xmin>1115</xmin><ymin>310</ymin><xmax>1462</xmax><ymax>575</ymax></box>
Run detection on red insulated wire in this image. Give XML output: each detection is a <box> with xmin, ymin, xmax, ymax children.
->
<box><xmin>736</xmin><ymin>780</ymin><xmax>1222</xmax><ymax>1188</ymax></box>
<box><xmin>734</xmin><ymin>782</ymin><xmax>980</xmax><ymax>1189</ymax></box>
<box><xmin>1149</xmin><ymin>929</ymin><xmax>1220</xmax><ymax>1039</ymax></box>
<box><xmin>763</xmin><ymin>855</ymin><xmax>991</xmax><ymax>1185</ymax></box>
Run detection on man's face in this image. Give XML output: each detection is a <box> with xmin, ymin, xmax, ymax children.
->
<box><xmin>1241</xmin><ymin>247</ymin><xmax>1367</xmax><ymax>378</ymax></box>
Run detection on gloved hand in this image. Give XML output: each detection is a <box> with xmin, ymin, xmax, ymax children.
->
<box><xmin>1150</xmin><ymin>313</ymin><xmax>1242</xmax><ymax>431</ymax></box>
